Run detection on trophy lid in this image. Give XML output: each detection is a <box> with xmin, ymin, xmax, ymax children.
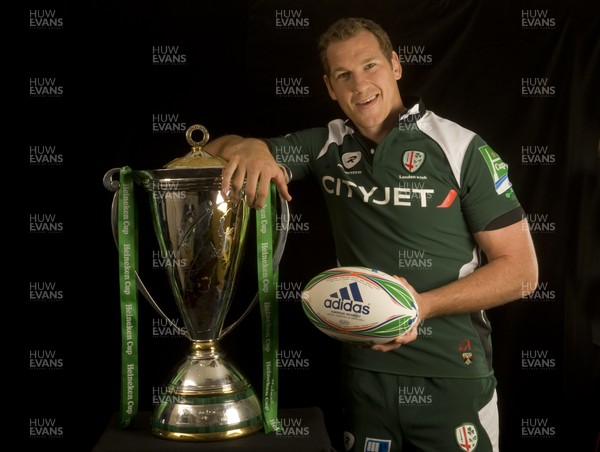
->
<box><xmin>164</xmin><ymin>124</ymin><xmax>226</xmax><ymax>169</ymax></box>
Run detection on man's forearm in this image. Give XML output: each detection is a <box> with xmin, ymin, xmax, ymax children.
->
<box><xmin>203</xmin><ymin>135</ymin><xmax>244</xmax><ymax>160</ymax></box>
<box><xmin>418</xmin><ymin>255</ymin><xmax>535</xmax><ymax>319</ymax></box>
<box><xmin>416</xmin><ymin>219</ymin><xmax>538</xmax><ymax>320</ymax></box>
<box><xmin>204</xmin><ymin>135</ymin><xmax>271</xmax><ymax>161</ymax></box>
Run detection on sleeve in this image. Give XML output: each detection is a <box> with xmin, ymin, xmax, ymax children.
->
<box><xmin>263</xmin><ymin>127</ymin><xmax>329</xmax><ymax>182</ymax></box>
<box><xmin>460</xmin><ymin>135</ymin><xmax>523</xmax><ymax>233</ymax></box>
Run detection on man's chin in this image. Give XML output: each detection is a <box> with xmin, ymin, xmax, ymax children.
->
<box><xmin>352</xmin><ymin>117</ymin><xmax>385</xmax><ymax>132</ymax></box>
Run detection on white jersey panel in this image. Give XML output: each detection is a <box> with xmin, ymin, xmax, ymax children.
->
<box><xmin>317</xmin><ymin>119</ymin><xmax>355</xmax><ymax>160</ymax></box>
<box><xmin>417</xmin><ymin>111</ymin><xmax>476</xmax><ymax>188</ymax></box>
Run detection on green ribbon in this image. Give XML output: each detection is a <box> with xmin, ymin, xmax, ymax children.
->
<box><xmin>117</xmin><ymin>166</ymin><xmax>139</xmax><ymax>428</ymax></box>
<box><xmin>256</xmin><ymin>184</ymin><xmax>281</xmax><ymax>433</ymax></box>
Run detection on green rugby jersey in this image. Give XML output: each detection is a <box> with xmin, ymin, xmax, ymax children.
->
<box><xmin>265</xmin><ymin>98</ymin><xmax>522</xmax><ymax>378</ymax></box>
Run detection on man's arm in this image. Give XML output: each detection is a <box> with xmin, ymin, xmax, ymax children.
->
<box><xmin>418</xmin><ymin>218</ymin><xmax>538</xmax><ymax>317</ymax></box>
<box><xmin>204</xmin><ymin>135</ymin><xmax>291</xmax><ymax>208</ymax></box>
<box><xmin>374</xmin><ymin>218</ymin><xmax>538</xmax><ymax>352</ymax></box>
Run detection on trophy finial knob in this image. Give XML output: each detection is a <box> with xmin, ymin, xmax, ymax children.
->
<box><xmin>186</xmin><ymin>124</ymin><xmax>210</xmax><ymax>155</ymax></box>
<box><xmin>163</xmin><ymin>123</ymin><xmax>225</xmax><ymax>168</ymax></box>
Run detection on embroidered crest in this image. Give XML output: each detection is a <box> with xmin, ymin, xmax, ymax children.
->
<box><xmin>462</xmin><ymin>352</ymin><xmax>473</xmax><ymax>365</ymax></box>
<box><xmin>458</xmin><ymin>339</ymin><xmax>473</xmax><ymax>365</ymax></box>
<box><xmin>455</xmin><ymin>423</ymin><xmax>478</xmax><ymax>451</ymax></box>
<box><xmin>402</xmin><ymin>150</ymin><xmax>425</xmax><ymax>173</ymax></box>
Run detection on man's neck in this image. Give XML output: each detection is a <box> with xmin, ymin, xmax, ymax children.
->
<box><xmin>358</xmin><ymin>105</ymin><xmax>408</xmax><ymax>144</ymax></box>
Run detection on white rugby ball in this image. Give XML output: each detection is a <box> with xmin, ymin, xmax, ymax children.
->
<box><xmin>301</xmin><ymin>266</ymin><xmax>418</xmax><ymax>345</ymax></box>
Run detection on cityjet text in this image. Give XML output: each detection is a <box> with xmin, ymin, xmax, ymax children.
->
<box><xmin>322</xmin><ymin>176</ymin><xmax>434</xmax><ymax>206</ymax></box>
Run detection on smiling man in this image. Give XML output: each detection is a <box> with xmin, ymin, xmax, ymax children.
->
<box><xmin>322</xmin><ymin>28</ymin><xmax>405</xmax><ymax>143</ymax></box>
<box><xmin>205</xmin><ymin>17</ymin><xmax>538</xmax><ymax>452</ymax></box>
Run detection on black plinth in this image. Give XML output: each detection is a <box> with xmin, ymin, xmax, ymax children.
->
<box><xmin>92</xmin><ymin>407</ymin><xmax>336</xmax><ymax>452</ymax></box>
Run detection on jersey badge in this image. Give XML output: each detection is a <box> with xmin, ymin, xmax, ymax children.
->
<box><xmin>342</xmin><ymin>151</ymin><xmax>362</xmax><ymax>169</ymax></box>
<box><xmin>478</xmin><ymin>144</ymin><xmax>512</xmax><ymax>195</ymax></box>
<box><xmin>364</xmin><ymin>437</ymin><xmax>391</xmax><ymax>452</ymax></box>
<box><xmin>462</xmin><ymin>352</ymin><xmax>473</xmax><ymax>365</ymax></box>
<box><xmin>402</xmin><ymin>150</ymin><xmax>425</xmax><ymax>173</ymax></box>
<box><xmin>458</xmin><ymin>339</ymin><xmax>473</xmax><ymax>365</ymax></box>
<box><xmin>455</xmin><ymin>423</ymin><xmax>479</xmax><ymax>451</ymax></box>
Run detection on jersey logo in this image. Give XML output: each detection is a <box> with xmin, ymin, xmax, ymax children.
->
<box><xmin>364</xmin><ymin>437</ymin><xmax>391</xmax><ymax>452</ymax></box>
<box><xmin>436</xmin><ymin>189</ymin><xmax>458</xmax><ymax>208</ymax></box>
<box><xmin>458</xmin><ymin>338</ymin><xmax>473</xmax><ymax>365</ymax></box>
<box><xmin>402</xmin><ymin>150</ymin><xmax>425</xmax><ymax>173</ymax></box>
<box><xmin>478</xmin><ymin>144</ymin><xmax>512</xmax><ymax>195</ymax></box>
<box><xmin>342</xmin><ymin>151</ymin><xmax>362</xmax><ymax>169</ymax></box>
<box><xmin>462</xmin><ymin>352</ymin><xmax>473</xmax><ymax>365</ymax></box>
<box><xmin>455</xmin><ymin>423</ymin><xmax>478</xmax><ymax>451</ymax></box>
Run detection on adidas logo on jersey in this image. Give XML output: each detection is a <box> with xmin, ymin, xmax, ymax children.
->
<box><xmin>323</xmin><ymin>281</ymin><xmax>370</xmax><ymax>315</ymax></box>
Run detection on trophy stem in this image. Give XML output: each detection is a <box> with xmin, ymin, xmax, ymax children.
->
<box><xmin>151</xmin><ymin>341</ymin><xmax>263</xmax><ymax>441</ymax></box>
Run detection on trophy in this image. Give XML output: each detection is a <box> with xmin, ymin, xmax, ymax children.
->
<box><xmin>103</xmin><ymin>124</ymin><xmax>288</xmax><ymax>441</ymax></box>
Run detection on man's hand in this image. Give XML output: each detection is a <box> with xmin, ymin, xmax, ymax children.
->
<box><xmin>369</xmin><ymin>275</ymin><xmax>421</xmax><ymax>352</ymax></box>
<box><xmin>221</xmin><ymin>139</ymin><xmax>291</xmax><ymax>208</ymax></box>
<box><xmin>204</xmin><ymin>135</ymin><xmax>292</xmax><ymax>209</ymax></box>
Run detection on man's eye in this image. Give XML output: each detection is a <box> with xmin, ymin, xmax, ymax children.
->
<box><xmin>365</xmin><ymin>63</ymin><xmax>376</xmax><ymax>70</ymax></box>
<box><xmin>337</xmin><ymin>72</ymin><xmax>350</xmax><ymax>80</ymax></box>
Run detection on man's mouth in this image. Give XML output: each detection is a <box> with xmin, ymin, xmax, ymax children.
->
<box><xmin>355</xmin><ymin>94</ymin><xmax>378</xmax><ymax>105</ymax></box>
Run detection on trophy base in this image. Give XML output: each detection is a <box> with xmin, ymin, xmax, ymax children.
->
<box><xmin>150</xmin><ymin>341</ymin><xmax>263</xmax><ymax>441</ymax></box>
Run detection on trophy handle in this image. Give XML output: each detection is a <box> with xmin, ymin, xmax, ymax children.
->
<box><xmin>219</xmin><ymin>194</ymin><xmax>289</xmax><ymax>338</ymax></box>
<box><xmin>103</xmin><ymin>168</ymin><xmax>190</xmax><ymax>339</ymax></box>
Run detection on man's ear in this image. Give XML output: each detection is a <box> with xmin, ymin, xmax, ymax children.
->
<box><xmin>391</xmin><ymin>51</ymin><xmax>402</xmax><ymax>81</ymax></box>
<box><xmin>323</xmin><ymin>74</ymin><xmax>338</xmax><ymax>101</ymax></box>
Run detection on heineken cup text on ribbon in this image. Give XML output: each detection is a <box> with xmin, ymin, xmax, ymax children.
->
<box><xmin>256</xmin><ymin>184</ymin><xmax>281</xmax><ymax>433</ymax></box>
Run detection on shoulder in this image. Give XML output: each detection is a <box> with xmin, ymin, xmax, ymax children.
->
<box><xmin>419</xmin><ymin>110</ymin><xmax>478</xmax><ymax>155</ymax></box>
<box><xmin>265</xmin><ymin>119</ymin><xmax>354</xmax><ymax>159</ymax></box>
<box><xmin>418</xmin><ymin>110</ymin><xmax>484</xmax><ymax>184</ymax></box>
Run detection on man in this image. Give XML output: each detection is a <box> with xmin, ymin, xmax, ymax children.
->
<box><xmin>205</xmin><ymin>17</ymin><xmax>538</xmax><ymax>452</ymax></box>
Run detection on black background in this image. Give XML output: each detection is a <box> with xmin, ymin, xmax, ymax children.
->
<box><xmin>25</xmin><ymin>1</ymin><xmax>599</xmax><ymax>451</ymax></box>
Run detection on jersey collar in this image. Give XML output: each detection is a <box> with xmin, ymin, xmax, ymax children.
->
<box><xmin>398</xmin><ymin>96</ymin><xmax>425</xmax><ymax>126</ymax></box>
<box><xmin>344</xmin><ymin>95</ymin><xmax>425</xmax><ymax>131</ymax></box>
<box><xmin>343</xmin><ymin>95</ymin><xmax>425</xmax><ymax>147</ymax></box>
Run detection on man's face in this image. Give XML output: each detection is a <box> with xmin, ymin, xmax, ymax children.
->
<box><xmin>323</xmin><ymin>30</ymin><xmax>402</xmax><ymax>136</ymax></box>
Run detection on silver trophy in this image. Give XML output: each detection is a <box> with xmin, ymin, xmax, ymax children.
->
<box><xmin>103</xmin><ymin>124</ymin><xmax>288</xmax><ymax>441</ymax></box>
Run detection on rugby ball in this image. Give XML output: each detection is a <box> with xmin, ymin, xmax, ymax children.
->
<box><xmin>301</xmin><ymin>266</ymin><xmax>418</xmax><ymax>345</ymax></box>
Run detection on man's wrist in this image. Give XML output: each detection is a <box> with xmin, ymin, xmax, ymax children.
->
<box><xmin>278</xmin><ymin>164</ymin><xmax>292</xmax><ymax>183</ymax></box>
